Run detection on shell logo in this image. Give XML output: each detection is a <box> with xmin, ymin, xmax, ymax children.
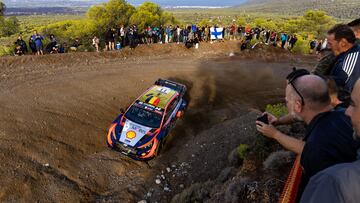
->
<box><xmin>126</xmin><ymin>131</ymin><xmax>136</xmax><ymax>139</ymax></box>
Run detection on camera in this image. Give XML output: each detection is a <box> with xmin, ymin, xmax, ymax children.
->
<box><xmin>256</xmin><ymin>114</ymin><xmax>269</xmax><ymax>124</ymax></box>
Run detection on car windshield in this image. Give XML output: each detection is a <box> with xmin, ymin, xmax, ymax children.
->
<box><xmin>124</xmin><ymin>105</ymin><xmax>163</xmax><ymax>128</ymax></box>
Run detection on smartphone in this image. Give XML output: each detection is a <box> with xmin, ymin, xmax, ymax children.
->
<box><xmin>256</xmin><ymin>114</ymin><xmax>269</xmax><ymax>124</ymax></box>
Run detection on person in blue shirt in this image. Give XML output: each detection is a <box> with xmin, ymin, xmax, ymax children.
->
<box><xmin>281</xmin><ymin>33</ymin><xmax>288</xmax><ymax>48</ymax></box>
<box><xmin>31</xmin><ymin>30</ymin><xmax>44</xmax><ymax>55</ymax></box>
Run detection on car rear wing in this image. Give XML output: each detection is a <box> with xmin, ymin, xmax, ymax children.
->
<box><xmin>155</xmin><ymin>79</ymin><xmax>187</xmax><ymax>96</ymax></box>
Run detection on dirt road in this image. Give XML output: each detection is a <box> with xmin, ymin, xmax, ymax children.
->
<box><xmin>0</xmin><ymin>42</ymin><xmax>316</xmax><ymax>202</ymax></box>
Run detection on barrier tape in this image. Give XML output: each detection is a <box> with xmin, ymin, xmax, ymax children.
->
<box><xmin>279</xmin><ymin>156</ymin><xmax>303</xmax><ymax>203</ymax></box>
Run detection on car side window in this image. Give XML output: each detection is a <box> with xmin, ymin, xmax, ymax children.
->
<box><xmin>164</xmin><ymin>98</ymin><xmax>178</xmax><ymax>122</ymax></box>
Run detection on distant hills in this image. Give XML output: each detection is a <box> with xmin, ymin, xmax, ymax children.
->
<box><xmin>3</xmin><ymin>0</ymin><xmax>359</xmax><ymax>19</ymax></box>
<box><xmin>3</xmin><ymin>0</ymin><xmax>247</xmax><ymax>7</ymax></box>
<box><xmin>3</xmin><ymin>0</ymin><xmax>106</xmax><ymax>7</ymax></box>
<box><xmin>237</xmin><ymin>0</ymin><xmax>360</xmax><ymax>19</ymax></box>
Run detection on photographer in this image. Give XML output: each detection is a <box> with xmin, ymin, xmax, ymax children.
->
<box><xmin>256</xmin><ymin>71</ymin><xmax>359</xmax><ymax>198</ymax></box>
<box><xmin>300</xmin><ymin>79</ymin><xmax>360</xmax><ymax>203</ymax></box>
<box><xmin>30</xmin><ymin>30</ymin><xmax>44</xmax><ymax>55</ymax></box>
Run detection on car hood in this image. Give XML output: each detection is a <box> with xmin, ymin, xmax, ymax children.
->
<box><xmin>119</xmin><ymin>119</ymin><xmax>152</xmax><ymax>147</ymax></box>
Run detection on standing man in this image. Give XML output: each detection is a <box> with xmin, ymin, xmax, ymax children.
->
<box><xmin>327</xmin><ymin>24</ymin><xmax>360</xmax><ymax>92</ymax></box>
<box><xmin>281</xmin><ymin>32</ymin><xmax>288</xmax><ymax>49</ymax></box>
<box><xmin>300</xmin><ymin>78</ymin><xmax>360</xmax><ymax>203</ymax></box>
<box><xmin>289</xmin><ymin>34</ymin><xmax>298</xmax><ymax>50</ymax></box>
<box><xmin>313</xmin><ymin>19</ymin><xmax>360</xmax><ymax>76</ymax></box>
<box><xmin>31</xmin><ymin>30</ymin><xmax>44</xmax><ymax>55</ymax></box>
<box><xmin>119</xmin><ymin>25</ymin><xmax>125</xmax><ymax>47</ymax></box>
<box><xmin>256</xmin><ymin>74</ymin><xmax>359</xmax><ymax>196</ymax></box>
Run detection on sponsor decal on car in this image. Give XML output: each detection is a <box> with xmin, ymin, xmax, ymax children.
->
<box><xmin>126</xmin><ymin>131</ymin><xmax>136</xmax><ymax>139</ymax></box>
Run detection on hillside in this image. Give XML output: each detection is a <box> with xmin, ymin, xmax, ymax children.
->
<box><xmin>239</xmin><ymin>0</ymin><xmax>360</xmax><ymax>19</ymax></box>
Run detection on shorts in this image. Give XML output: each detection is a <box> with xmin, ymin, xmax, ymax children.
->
<box><xmin>36</xmin><ymin>44</ymin><xmax>43</xmax><ymax>51</ymax></box>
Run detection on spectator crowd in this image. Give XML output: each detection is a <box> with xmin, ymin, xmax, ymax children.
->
<box><xmin>12</xmin><ymin>23</ymin><xmax>299</xmax><ymax>56</ymax></box>
<box><xmin>256</xmin><ymin>18</ymin><xmax>360</xmax><ymax>203</ymax></box>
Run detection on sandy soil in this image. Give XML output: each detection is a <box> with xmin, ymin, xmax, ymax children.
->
<box><xmin>0</xmin><ymin>41</ymin><xmax>317</xmax><ymax>202</ymax></box>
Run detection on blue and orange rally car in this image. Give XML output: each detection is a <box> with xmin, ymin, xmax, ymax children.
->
<box><xmin>107</xmin><ymin>79</ymin><xmax>187</xmax><ymax>161</ymax></box>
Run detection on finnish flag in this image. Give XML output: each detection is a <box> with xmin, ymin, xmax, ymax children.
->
<box><xmin>210</xmin><ymin>27</ymin><xmax>224</xmax><ymax>40</ymax></box>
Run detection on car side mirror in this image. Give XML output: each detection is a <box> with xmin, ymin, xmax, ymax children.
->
<box><xmin>120</xmin><ymin>108</ymin><xmax>125</xmax><ymax>114</ymax></box>
<box><xmin>181</xmin><ymin>101</ymin><xmax>187</xmax><ymax>109</ymax></box>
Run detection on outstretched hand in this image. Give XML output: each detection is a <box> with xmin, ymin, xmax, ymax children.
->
<box><xmin>263</xmin><ymin>112</ymin><xmax>278</xmax><ymax>125</ymax></box>
<box><xmin>256</xmin><ymin>120</ymin><xmax>280</xmax><ymax>139</ymax></box>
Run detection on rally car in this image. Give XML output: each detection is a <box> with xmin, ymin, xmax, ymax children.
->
<box><xmin>107</xmin><ymin>79</ymin><xmax>187</xmax><ymax>161</ymax></box>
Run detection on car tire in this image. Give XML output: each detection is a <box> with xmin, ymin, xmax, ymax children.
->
<box><xmin>155</xmin><ymin>138</ymin><xmax>164</xmax><ymax>156</ymax></box>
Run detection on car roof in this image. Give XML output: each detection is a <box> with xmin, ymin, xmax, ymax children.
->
<box><xmin>138</xmin><ymin>85</ymin><xmax>178</xmax><ymax>110</ymax></box>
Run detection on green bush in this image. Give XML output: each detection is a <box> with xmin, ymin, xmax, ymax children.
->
<box><xmin>0</xmin><ymin>45</ymin><xmax>13</xmax><ymax>56</ymax></box>
<box><xmin>0</xmin><ymin>16</ymin><xmax>20</xmax><ymax>37</ymax></box>
<box><xmin>265</xmin><ymin>103</ymin><xmax>288</xmax><ymax>118</ymax></box>
<box><xmin>237</xmin><ymin>144</ymin><xmax>250</xmax><ymax>160</ymax></box>
<box><xmin>129</xmin><ymin>2</ymin><xmax>176</xmax><ymax>29</ymax></box>
<box><xmin>291</xmin><ymin>36</ymin><xmax>311</xmax><ymax>54</ymax></box>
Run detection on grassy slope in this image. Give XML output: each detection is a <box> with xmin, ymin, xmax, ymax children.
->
<box><xmin>17</xmin><ymin>15</ymin><xmax>84</xmax><ymax>32</ymax></box>
<box><xmin>169</xmin><ymin>8</ymin><xmax>296</xmax><ymax>24</ymax></box>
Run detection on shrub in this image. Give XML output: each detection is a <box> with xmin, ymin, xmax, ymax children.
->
<box><xmin>265</xmin><ymin>103</ymin><xmax>288</xmax><ymax>118</ymax></box>
<box><xmin>0</xmin><ymin>45</ymin><xmax>13</xmax><ymax>56</ymax></box>
<box><xmin>237</xmin><ymin>144</ymin><xmax>250</xmax><ymax>160</ymax></box>
<box><xmin>291</xmin><ymin>36</ymin><xmax>311</xmax><ymax>54</ymax></box>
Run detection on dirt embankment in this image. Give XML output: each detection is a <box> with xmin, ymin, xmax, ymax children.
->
<box><xmin>0</xmin><ymin>41</ymin><xmax>317</xmax><ymax>202</ymax></box>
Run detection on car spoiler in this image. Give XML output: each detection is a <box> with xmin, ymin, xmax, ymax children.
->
<box><xmin>155</xmin><ymin>79</ymin><xmax>187</xmax><ymax>96</ymax></box>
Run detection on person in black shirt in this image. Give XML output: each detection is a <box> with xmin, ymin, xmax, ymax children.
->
<box><xmin>105</xmin><ymin>28</ymin><xmax>116</xmax><ymax>51</ymax></box>
<box><xmin>256</xmin><ymin>74</ymin><xmax>359</xmax><ymax>197</ymax></box>
<box><xmin>14</xmin><ymin>34</ymin><xmax>27</xmax><ymax>55</ymax></box>
<box><xmin>300</xmin><ymin>78</ymin><xmax>360</xmax><ymax>203</ymax></box>
<box><xmin>28</xmin><ymin>36</ymin><xmax>36</xmax><ymax>54</ymax></box>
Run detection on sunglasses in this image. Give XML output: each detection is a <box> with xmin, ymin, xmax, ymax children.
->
<box><xmin>286</xmin><ymin>68</ymin><xmax>310</xmax><ymax>106</ymax></box>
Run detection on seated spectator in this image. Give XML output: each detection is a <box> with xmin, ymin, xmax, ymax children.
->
<box><xmin>327</xmin><ymin>24</ymin><xmax>360</xmax><ymax>93</ymax></box>
<box><xmin>185</xmin><ymin>38</ymin><xmax>193</xmax><ymax>49</ymax></box>
<box><xmin>59</xmin><ymin>43</ymin><xmax>66</xmax><ymax>53</ymax></box>
<box><xmin>70</xmin><ymin>38</ymin><xmax>82</xmax><ymax>51</ymax></box>
<box><xmin>256</xmin><ymin>72</ymin><xmax>360</xmax><ymax>197</ymax></box>
<box><xmin>14</xmin><ymin>34</ymin><xmax>27</xmax><ymax>55</ymax></box>
<box><xmin>300</xmin><ymin>78</ymin><xmax>360</xmax><ymax>203</ymax></box>
<box><xmin>194</xmin><ymin>33</ymin><xmax>199</xmax><ymax>49</ymax></box>
<box><xmin>14</xmin><ymin>45</ymin><xmax>24</xmax><ymax>56</ymax></box>
<box><xmin>45</xmin><ymin>34</ymin><xmax>58</xmax><ymax>54</ymax></box>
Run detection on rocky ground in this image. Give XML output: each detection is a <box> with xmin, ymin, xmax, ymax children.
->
<box><xmin>0</xmin><ymin>41</ymin><xmax>316</xmax><ymax>202</ymax></box>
